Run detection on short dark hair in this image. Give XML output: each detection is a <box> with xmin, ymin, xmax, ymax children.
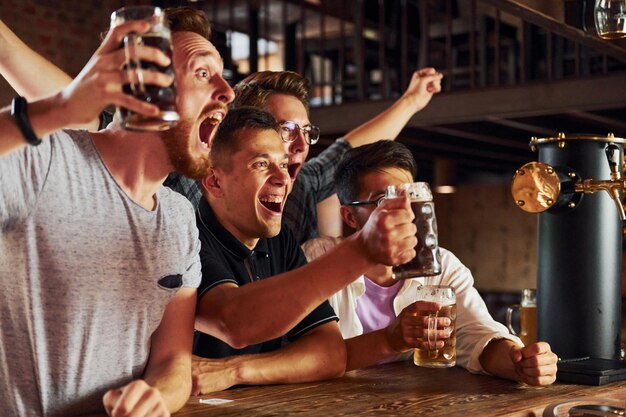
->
<box><xmin>335</xmin><ymin>140</ymin><xmax>418</xmax><ymax>205</ymax></box>
<box><xmin>165</xmin><ymin>7</ymin><xmax>212</xmax><ymax>40</ymax></box>
<box><xmin>231</xmin><ymin>71</ymin><xmax>310</xmax><ymax>114</ymax></box>
<box><xmin>104</xmin><ymin>7</ymin><xmax>211</xmax><ymax>41</ymax></box>
<box><xmin>209</xmin><ymin>107</ymin><xmax>278</xmax><ymax>172</ymax></box>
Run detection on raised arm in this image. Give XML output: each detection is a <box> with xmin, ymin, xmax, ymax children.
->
<box><xmin>196</xmin><ymin>197</ymin><xmax>417</xmax><ymax>348</ymax></box>
<box><xmin>192</xmin><ymin>322</ymin><xmax>346</xmax><ymax>395</ymax></box>
<box><xmin>103</xmin><ymin>288</ymin><xmax>197</xmax><ymax>415</ymax></box>
<box><xmin>343</xmin><ymin>67</ymin><xmax>443</xmax><ymax>147</ymax></box>
<box><xmin>0</xmin><ymin>19</ymin><xmax>169</xmax><ymax>156</ymax></box>
<box><xmin>0</xmin><ymin>19</ymin><xmax>75</xmax><ymax>101</ymax></box>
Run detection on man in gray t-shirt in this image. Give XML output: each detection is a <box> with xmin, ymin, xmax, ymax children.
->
<box><xmin>0</xmin><ymin>130</ymin><xmax>202</xmax><ymax>416</ymax></box>
<box><xmin>0</xmin><ymin>7</ymin><xmax>234</xmax><ymax>417</ymax></box>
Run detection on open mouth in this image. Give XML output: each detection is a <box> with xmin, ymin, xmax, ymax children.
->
<box><xmin>287</xmin><ymin>163</ymin><xmax>300</xmax><ymax>181</ymax></box>
<box><xmin>259</xmin><ymin>195</ymin><xmax>283</xmax><ymax>213</ymax></box>
<box><xmin>198</xmin><ymin>112</ymin><xmax>224</xmax><ymax>150</ymax></box>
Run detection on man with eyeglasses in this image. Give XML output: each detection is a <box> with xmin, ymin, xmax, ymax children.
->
<box><xmin>302</xmin><ymin>140</ymin><xmax>558</xmax><ymax>385</ymax></box>
<box><xmin>189</xmin><ymin>107</ymin><xmax>419</xmax><ymax>394</ymax></box>
<box><xmin>165</xmin><ymin>69</ymin><xmax>442</xmax><ymax>243</ymax></box>
<box><xmin>232</xmin><ymin>70</ymin><xmax>442</xmax><ymax>244</ymax></box>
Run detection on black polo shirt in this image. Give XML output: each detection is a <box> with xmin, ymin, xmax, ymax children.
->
<box><xmin>193</xmin><ymin>199</ymin><xmax>338</xmax><ymax>359</ymax></box>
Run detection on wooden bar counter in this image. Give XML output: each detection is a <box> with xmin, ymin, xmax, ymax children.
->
<box><xmin>174</xmin><ymin>361</ymin><xmax>626</xmax><ymax>417</ymax></box>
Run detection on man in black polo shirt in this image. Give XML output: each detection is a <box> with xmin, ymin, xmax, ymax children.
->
<box><xmin>191</xmin><ymin>107</ymin><xmax>418</xmax><ymax>394</ymax></box>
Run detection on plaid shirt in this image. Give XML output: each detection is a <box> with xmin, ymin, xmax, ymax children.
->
<box><xmin>283</xmin><ymin>138</ymin><xmax>352</xmax><ymax>244</ymax></box>
<box><xmin>163</xmin><ymin>174</ymin><xmax>203</xmax><ymax>209</ymax></box>
<box><xmin>163</xmin><ymin>138</ymin><xmax>352</xmax><ymax>245</ymax></box>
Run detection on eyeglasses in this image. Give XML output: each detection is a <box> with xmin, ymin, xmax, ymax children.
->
<box><xmin>278</xmin><ymin>121</ymin><xmax>320</xmax><ymax>145</ymax></box>
<box><xmin>344</xmin><ymin>194</ymin><xmax>386</xmax><ymax>208</ymax></box>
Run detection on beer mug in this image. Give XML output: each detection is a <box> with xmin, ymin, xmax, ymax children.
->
<box><xmin>386</xmin><ymin>182</ymin><xmax>442</xmax><ymax>279</ymax></box>
<box><xmin>506</xmin><ymin>288</ymin><xmax>537</xmax><ymax>346</ymax></box>
<box><xmin>594</xmin><ymin>0</ymin><xmax>626</xmax><ymax>39</ymax></box>
<box><xmin>414</xmin><ymin>285</ymin><xmax>456</xmax><ymax>368</ymax></box>
<box><xmin>110</xmin><ymin>6</ymin><xmax>179</xmax><ymax>131</ymax></box>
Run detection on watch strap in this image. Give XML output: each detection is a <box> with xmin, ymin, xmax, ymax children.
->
<box><xmin>11</xmin><ymin>96</ymin><xmax>42</xmax><ymax>146</ymax></box>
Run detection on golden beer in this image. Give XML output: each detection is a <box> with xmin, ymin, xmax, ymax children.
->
<box><xmin>413</xmin><ymin>303</ymin><xmax>457</xmax><ymax>368</ymax></box>
<box><xmin>506</xmin><ymin>288</ymin><xmax>537</xmax><ymax>346</ymax></box>
<box><xmin>518</xmin><ymin>305</ymin><xmax>537</xmax><ymax>346</ymax></box>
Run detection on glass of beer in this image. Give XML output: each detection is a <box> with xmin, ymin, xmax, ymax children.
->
<box><xmin>386</xmin><ymin>182</ymin><xmax>442</xmax><ymax>279</ymax></box>
<box><xmin>110</xmin><ymin>6</ymin><xmax>179</xmax><ymax>131</ymax></box>
<box><xmin>506</xmin><ymin>288</ymin><xmax>537</xmax><ymax>346</ymax></box>
<box><xmin>414</xmin><ymin>285</ymin><xmax>456</xmax><ymax>368</ymax></box>
<box><xmin>594</xmin><ymin>0</ymin><xmax>626</xmax><ymax>39</ymax></box>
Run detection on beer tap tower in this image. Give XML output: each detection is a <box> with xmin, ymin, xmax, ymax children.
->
<box><xmin>511</xmin><ymin>133</ymin><xmax>626</xmax><ymax>383</ymax></box>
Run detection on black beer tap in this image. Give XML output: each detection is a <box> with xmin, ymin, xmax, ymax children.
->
<box><xmin>510</xmin><ymin>132</ymin><xmax>626</xmax><ymax>383</ymax></box>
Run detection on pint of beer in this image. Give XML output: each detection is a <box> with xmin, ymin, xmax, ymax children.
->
<box><xmin>413</xmin><ymin>285</ymin><xmax>456</xmax><ymax>368</ymax></box>
<box><xmin>111</xmin><ymin>6</ymin><xmax>180</xmax><ymax>131</ymax></box>
<box><xmin>386</xmin><ymin>182</ymin><xmax>442</xmax><ymax>279</ymax></box>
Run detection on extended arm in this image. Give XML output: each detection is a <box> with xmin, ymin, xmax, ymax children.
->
<box><xmin>0</xmin><ymin>20</ymin><xmax>75</xmax><ymax>100</ymax></box>
<box><xmin>0</xmin><ymin>19</ymin><xmax>169</xmax><ymax>156</ymax></box>
<box><xmin>479</xmin><ymin>339</ymin><xmax>558</xmax><ymax>386</ymax></box>
<box><xmin>196</xmin><ymin>197</ymin><xmax>417</xmax><ymax>348</ymax></box>
<box><xmin>102</xmin><ymin>288</ymin><xmax>196</xmax><ymax>416</ymax></box>
<box><xmin>342</xmin><ymin>68</ymin><xmax>443</xmax><ymax>147</ymax></box>
<box><xmin>192</xmin><ymin>322</ymin><xmax>346</xmax><ymax>395</ymax></box>
<box><xmin>0</xmin><ymin>19</ymin><xmax>101</xmax><ymax>131</ymax></box>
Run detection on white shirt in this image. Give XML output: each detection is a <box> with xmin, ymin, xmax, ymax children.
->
<box><xmin>328</xmin><ymin>248</ymin><xmax>522</xmax><ymax>374</ymax></box>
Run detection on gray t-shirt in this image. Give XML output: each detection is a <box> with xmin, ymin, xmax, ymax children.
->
<box><xmin>0</xmin><ymin>130</ymin><xmax>201</xmax><ymax>417</ymax></box>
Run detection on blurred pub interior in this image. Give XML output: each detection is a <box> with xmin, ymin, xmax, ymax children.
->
<box><xmin>1</xmin><ymin>0</ymin><xmax>625</xmax><ymax>323</ymax></box>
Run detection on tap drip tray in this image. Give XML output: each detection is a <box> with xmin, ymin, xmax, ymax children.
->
<box><xmin>543</xmin><ymin>398</ymin><xmax>625</xmax><ymax>417</ymax></box>
<box><xmin>557</xmin><ymin>358</ymin><xmax>626</xmax><ymax>385</ymax></box>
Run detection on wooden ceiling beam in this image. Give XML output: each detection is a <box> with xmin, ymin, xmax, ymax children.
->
<box><xmin>484</xmin><ymin>117</ymin><xmax>555</xmax><ymax>136</ymax></box>
<box><xmin>418</xmin><ymin>126</ymin><xmax>529</xmax><ymax>149</ymax></box>
<box><xmin>311</xmin><ymin>73</ymin><xmax>626</xmax><ymax>135</ymax></box>
<box><xmin>564</xmin><ymin>110</ymin><xmax>626</xmax><ymax>134</ymax></box>
<box><xmin>479</xmin><ymin>0</ymin><xmax>626</xmax><ymax>61</ymax></box>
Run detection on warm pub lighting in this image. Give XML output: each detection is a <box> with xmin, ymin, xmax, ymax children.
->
<box><xmin>434</xmin><ymin>158</ymin><xmax>456</xmax><ymax>194</ymax></box>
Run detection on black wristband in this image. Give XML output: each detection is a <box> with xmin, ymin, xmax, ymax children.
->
<box><xmin>11</xmin><ymin>96</ymin><xmax>42</xmax><ymax>146</ymax></box>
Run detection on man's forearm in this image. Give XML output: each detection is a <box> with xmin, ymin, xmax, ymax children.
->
<box><xmin>0</xmin><ymin>94</ymin><xmax>71</xmax><ymax>156</ymax></box>
<box><xmin>197</xmin><ymin>233</ymin><xmax>374</xmax><ymax>346</ymax></box>
<box><xmin>222</xmin><ymin>325</ymin><xmax>346</xmax><ymax>389</ymax></box>
<box><xmin>345</xmin><ymin>329</ymin><xmax>404</xmax><ymax>371</ymax></box>
<box><xmin>479</xmin><ymin>338</ymin><xmax>519</xmax><ymax>382</ymax></box>
<box><xmin>343</xmin><ymin>96</ymin><xmax>415</xmax><ymax>147</ymax></box>
<box><xmin>0</xmin><ymin>19</ymin><xmax>74</xmax><ymax>101</ymax></box>
<box><xmin>143</xmin><ymin>354</ymin><xmax>192</xmax><ymax>412</ymax></box>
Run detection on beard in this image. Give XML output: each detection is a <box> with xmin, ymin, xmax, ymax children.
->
<box><xmin>160</xmin><ymin>119</ymin><xmax>211</xmax><ymax>180</ymax></box>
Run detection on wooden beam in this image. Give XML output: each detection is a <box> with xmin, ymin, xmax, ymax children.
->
<box><xmin>485</xmin><ymin>117</ymin><xmax>555</xmax><ymax>136</ymax></box>
<box><xmin>310</xmin><ymin>73</ymin><xmax>626</xmax><ymax>135</ymax></box>
<box><xmin>565</xmin><ymin>110</ymin><xmax>626</xmax><ymax>134</ymax></box>
<box><xmin>418</xmin><ymin>126</ymin><xmax>529</xmax><ymax>149</ymax></box>
<box><xmin>398</xmin><ymin>136</ymin><xmax>529</xmax><ymax>163</ymax></box>
<box><xmin>479</xmin><ymin>0</ymin><xmax>626</xmax><ymax>62</ymax></box>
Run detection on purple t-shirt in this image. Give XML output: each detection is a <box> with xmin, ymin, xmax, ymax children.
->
<box><xmin>355</xmin><ymin>277</ymin><xmax>403</xmax><ymax>333</ymax></box>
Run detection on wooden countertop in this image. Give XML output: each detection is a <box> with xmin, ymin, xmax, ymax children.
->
<box><xmin>175</xmin><ymin>361</ymin><xmax>626</xmax><ymax>416</ymax></box>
